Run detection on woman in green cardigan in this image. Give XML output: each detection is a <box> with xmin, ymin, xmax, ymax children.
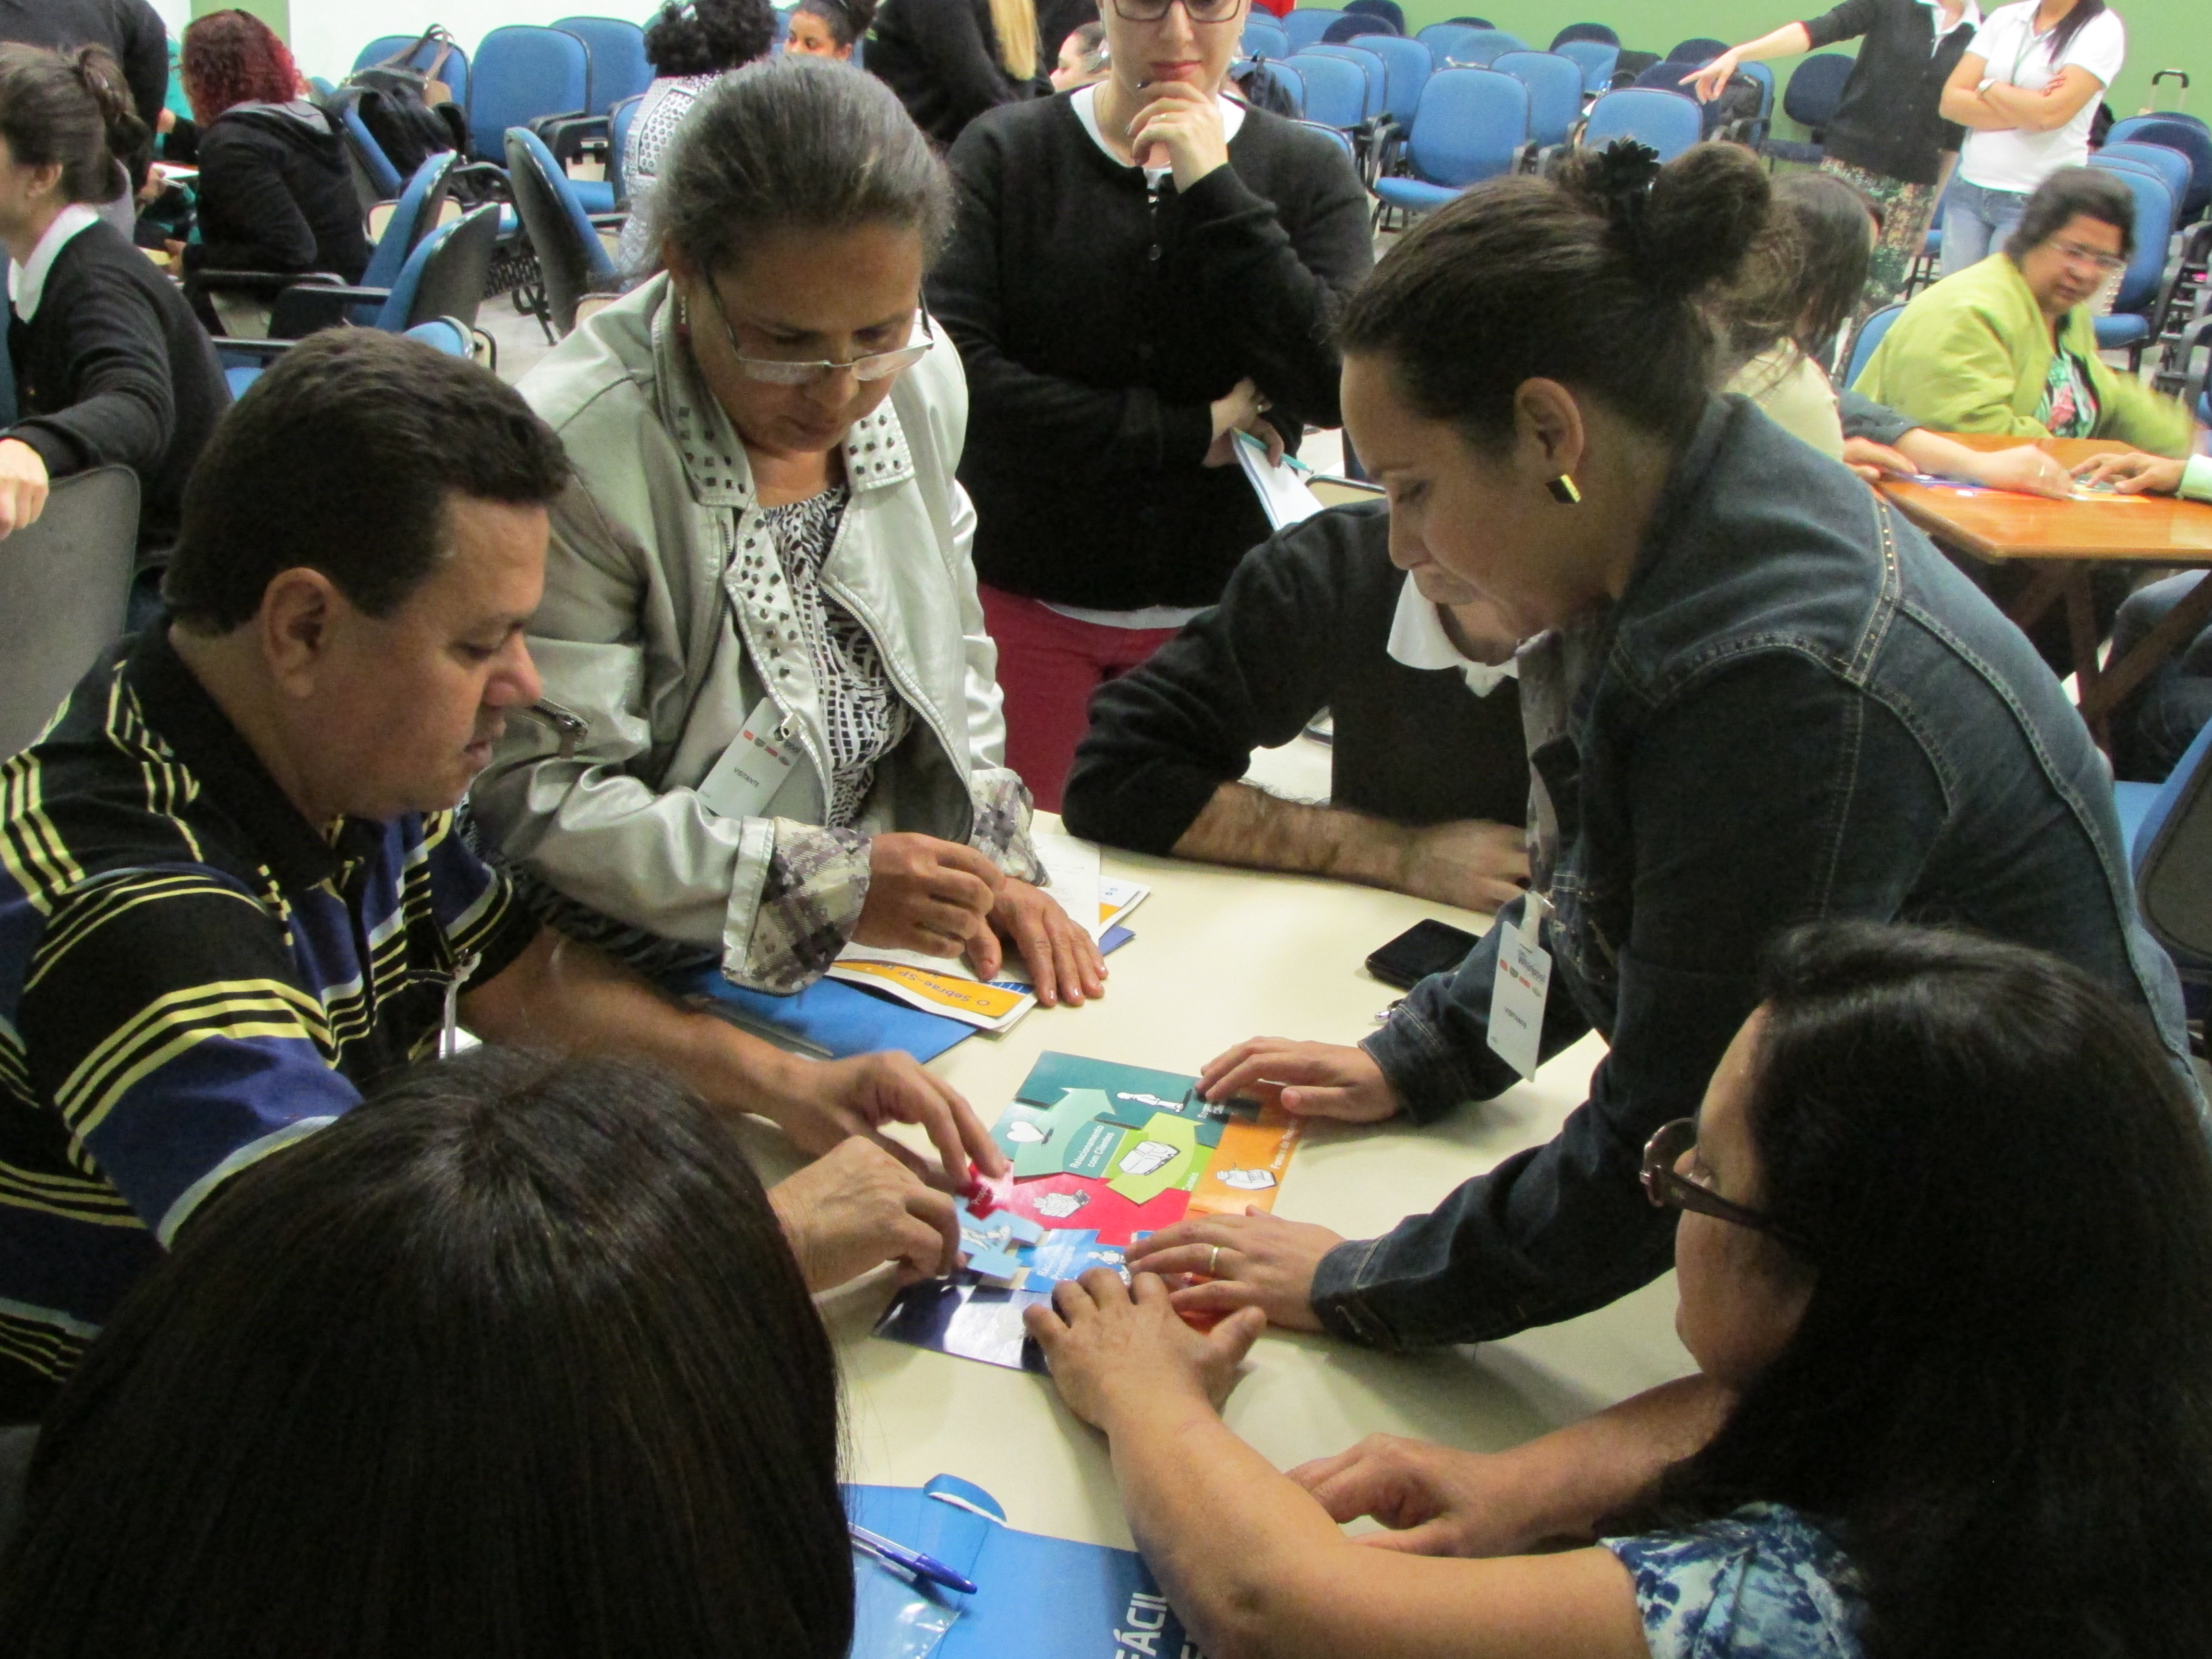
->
<box><xmin>1856</xmin><ymin>166</ymin><xmax>2195</xmax><ymax>455</ymax></box>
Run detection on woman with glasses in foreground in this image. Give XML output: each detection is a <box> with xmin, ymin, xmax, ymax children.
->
<box><xmin>930</xmin><ymin>0</ymin><xmax>1370</xmax><ymax>810</ymax></box>
<box><xmin>1855</xmin><ymin>164</ymin><xmax>2193</xmax><ymax>452</ymax></box>
<box><xmin>475</xmin><ymin>59</ymin><xmax>1105</xmax><ymax>1020</ymax></box>
<box><xmin>1029</xmin><ymin>921</ymin><xmax>2212</xmax><ymax>1658</ymax></box>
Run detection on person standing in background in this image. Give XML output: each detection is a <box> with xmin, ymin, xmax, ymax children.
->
<box><xmin>1687</xmin><ymin>0</ymin><xmax>1980</xmax><ymax>318</ymax></box>
<box><xmin>931</xmin><ymin>0</ymin><xmax>1370</xmax><ymax>809</ymax></box>
<box><xmin>616</xmin><ymin>0</ymin><xmax>775</xmax><ymax>275</ymax></box>
<box><xmin>868</xmin><ymin>0</ymin><xmax>1045</xmax><ymax>146</ymax></box>
<box><xmin>0</xmin><ymin>0</ymin><xmax>166</xmax><ymax>135</ymax></box>
<box><xmin>1936</xmin><ymin>0</ymin><xmax>2122</xmax><ymax>272</ymax></box>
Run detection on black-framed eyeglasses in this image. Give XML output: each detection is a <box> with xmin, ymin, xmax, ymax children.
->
<box><xmin>1641</xmin><ymin>1118</ymin><xmax>1813</xmax><ymax>1253</ymax></box>
<box><xmin>1110</xmin><ymin>0</ymin><xmax>1243</xmax><ymax>24</ymax></box>
<box><xmin>699</xmin><ymin>278</ymin><xmax>934</xmax><ymax>387</ymax></box>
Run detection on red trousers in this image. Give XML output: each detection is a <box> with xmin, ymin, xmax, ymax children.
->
<box><xmin>979</xmin><ymin>584</ymin><xmax>1184</xmax><ymax>813</ymax></box>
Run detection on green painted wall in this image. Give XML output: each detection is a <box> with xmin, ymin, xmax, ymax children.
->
<box><xmin>1395</xmin><ymin>0</ymin><xmax>2205</xmax><ymax>140</ymax></box>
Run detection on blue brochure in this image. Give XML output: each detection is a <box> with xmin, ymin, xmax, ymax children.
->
<box><xmin>847</xmin><ymin>1475</ymin><xmax>1196</xmax><ymax>1659</ymax></box>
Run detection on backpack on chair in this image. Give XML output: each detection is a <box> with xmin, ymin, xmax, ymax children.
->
<box><xmin>343</xmin><ymin>26</ymin><xmax>466</xmax><ymax>178</ymax></box>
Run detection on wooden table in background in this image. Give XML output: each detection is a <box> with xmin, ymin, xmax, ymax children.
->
<box><xmin>1879</xmin><ymin>434</ymin><xmax>2212</xmax><ymax>744</ymax></box>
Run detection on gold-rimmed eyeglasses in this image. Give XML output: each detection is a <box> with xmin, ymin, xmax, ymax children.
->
<box><xmin>699</xmin><ymin>278</ymin><xmax>934</xmax><ymax>387</ymax></box>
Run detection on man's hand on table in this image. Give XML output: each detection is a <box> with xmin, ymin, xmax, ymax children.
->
<box><xmin>967</xmin><ymin>878</ymin><xmax>1108</xmax><ymax>1008</ymax></box>
<box><xmin>745</xmin><ymin>1045</ymin><xmax>1007</xmax><ymax>1189</ymax></box>
<box><xmin>2072</xmin><ymin>451</ymin><xmax>2188</xmax><ymax>496</ymax></box>
<box><xmin>769</xmin><ymin>1137</ymin><xmax>962</xmax><ymax>1290</ymax></box>
<box><xmin>1393</xmin><ymin>818</ymin><xmax>1529</xmax><ymax>914</ymax></box>
<box><xmin>1123</xmin><ymin>1205</ymin><xmax>1345</xmax><ymax>1333</ymax></box>
<box><xmin>1201</xmin><ymin>1037</ymin><xmax>1400</xmax><ymax>1122</ymax></box>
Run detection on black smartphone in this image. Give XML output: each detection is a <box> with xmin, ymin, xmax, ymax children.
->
<box><xmin>1365</xmin><ymin>919</ymin><xmax>1481</xmax><ymax>990</ymax></box>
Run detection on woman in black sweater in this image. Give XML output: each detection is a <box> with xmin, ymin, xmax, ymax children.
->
<box><xmin>178</xmin><ymin>9</ymin><xmax>367</xmax><ymax>307</ymax></box>
<box><xmin>0</xmin><ymin>42</ymin><xmax>227</xmax><ymax>588</ymax></box>
<box><xmin>932</xmin><ymin>0</ymin><xmax>1370</xmax><ymax>808</ymax></box>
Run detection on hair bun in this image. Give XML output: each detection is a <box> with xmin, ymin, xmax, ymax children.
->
<box><xmin>1636</xmin><ymin>141</ymin><xmax>1772</xmax><ymax>300</ymax></box>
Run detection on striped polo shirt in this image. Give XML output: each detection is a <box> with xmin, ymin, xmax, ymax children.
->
<box><xmin>0</xmin><ymin>630</ymin><xmax>539</xmax><ymax>1418</ymax></box>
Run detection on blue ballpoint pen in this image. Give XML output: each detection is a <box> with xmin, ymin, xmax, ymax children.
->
<box><xmin>848</xmin><ymin>1523</ymin><xmax>979</xmax><ymax>1595</ymax></box>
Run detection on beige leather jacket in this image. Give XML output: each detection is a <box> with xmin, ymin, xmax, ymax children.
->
<box><xmin>469</xmin><ymin>275</ymin><xmax>1038</xmax><ymax>991</ymax></box>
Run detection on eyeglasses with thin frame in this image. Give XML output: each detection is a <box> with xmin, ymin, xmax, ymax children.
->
<box><xmin>2045</xmin><ymin>237</ymin><xmax>2128</xmax><ymax>274</ymax></box>
<box><xmin>699</xmin><ymin>278</ymin><xmax>934</xmax><ymax>387</ymax></box>
<box><xmin>1109</xmin><ymin>0</ymin><xmax>1243</xmax><ymax>24</ymax></box>
<box><xmin>1640</xmin><ymin>1118</ymin><xmax>1814</xmax><ymax>1253</ymax></box>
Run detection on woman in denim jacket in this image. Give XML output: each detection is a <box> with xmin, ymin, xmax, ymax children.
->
<box><xmin>1127</xmin><ymin>140</ymin><xmax>2191</xmax><ymax>1350</ymax></box>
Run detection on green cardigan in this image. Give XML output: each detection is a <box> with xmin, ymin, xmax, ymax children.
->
<box><xmin>1855</xmin><ymin>253</ymin><xmax>2195</xmax><ymax>457</ymax></box>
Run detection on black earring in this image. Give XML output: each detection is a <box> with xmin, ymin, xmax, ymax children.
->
<box><xmin>1546</xmin><ymin>474</ymin><xmax>1582</xmax><ymax>505</ymax></box>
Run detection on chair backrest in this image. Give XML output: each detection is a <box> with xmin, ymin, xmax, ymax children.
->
<box><xmin>0</xmin><ymin>468</ymin><xmax>139</xmax><ymax>759</ymax></box>
<box><xmin>1300</xmin><ymin>43</ymin><xmax>1388</xmax><ymax>120</ymax></box>
<box><xmin>1354</xmin><ymin>32</ymin><xmax>1432</xmax><ymax>122</ymax></box>
<box><xmin>1406</xmin><ymin>67</ymin><xmax>1527</xmax><ymax>187</ymax></box>
<box><xmin>1492</xmin><ymin>51</ymin><xmax>1582</xmax><ymax>149</ymax></box>
<box><xmin>552</xmin><ymin>15</ymin><xmax>654</xmax><ymax>114</ymax></box>
<box><xmin>468</xmin><ymin>25</ymin><xmax>592</xmax><ymax>161</ymax></box>
<box><xmin>1551</xmin><ymin>21</ymin><xmax>1619</xmax><ymax>48</ymax></box>
<box><xmin>1581</xmin><ymin>86</ymin><xmax>1702</xmax><ymax>161</ymax></box>
<box><xmin>1781</xmin><ymin>51</ymin><xmax>1856</xmax><ymax>132</ymax></box>
<box><xmin>381</xmin><ymin>202</ymin><xmax>501</xmax><ymax>333</ymax></box>
<box><xmin>403</xmin><ymin>315</ymin><xmax>476</xmax><ymax>357</ymax></box>
<box><xmin>358</xmin><ymin>151</ymin><xmax>456</xmax><ymax>293</ymax></box>
<box><xmin>1296</xmin><ymin>118</ymin><xmax>1356</xmax><ymax>160</ymax></box>
<box><xmin>1553</xmin><ymin>37</ymin><xmax>1619</xmax><ymax>93</ymax></box>
<box><xmin>1321</xmin><ymin>14</ymin><xmax>1390</xmax><ymax>43</ymax></box>
<box><xmin>2096</xmin><ymin>141</ymin><xmax>2192</xmax><ymax>212</ymax></box>
<box><xmin>1843</xmin><ymin>302</ymin><xmax>1904</xmax><ymax>389</ymax></box>
<box><xmin>1414</xmin><ymin>23</ymin><xmax>1484</xmax><ymax>70</ymax></box>
<box><xmin>2105</xmin><ymin>117</ymin><xmax>2212</xmax><ymax>220</ymax></box>
<box><xmin>352</xmin><ymin>33</ymin><xmax>471</xmax><ymax>107</ymax></box>
<box><xmin>506</xmin><ymin>126</ymin><xmax>619</xmax><ymax>336</ymax></box>
<box><xmin>1243</xmin><ymin>18</ymin><xmax>1291</xmax><ymax>58</ymax></box>
<box><xmin>1343</xmin><ymin>0</ymin><xmax>1406</xmax><ymax>31</ymax></box>
<box><xmin>330</xmin><ymin>88</ymin><xmax>404</xmax><ymax>198</ymax></box>
<box><xmin>2082</xmin><ymin>163</ymin><xmax>2176</xmax><ymax>315</ymax></box>
<box><xmin>610</xmin><ymin>92</ymin><xmax>643</xmax><ymax>190</ymax></box>
<box><xmin>2133</xmin><ymin>713</ymin><xmax>2212</xmax><ymax>960</ymax></box>
<box><xmin>1281</xmin><ymin>9</ymin><xmax>1347</xmax><ymax>50</ymax></box>
<box><xmin>1438</xmin><ymin>26</ymin><xmax>1525</xmax><ymax>66</ymax></box>
<box><xmin>1262</xmin><ymin>59</ymin><xmax>1306</xmax><ymax>117</ymax></box>
<box><xmin>1286</xmin><ymin>51</ymin><xmax>1368</xmax><ymax>130</ymax></box>
<box><xmin>1667</xmin><ymin>36</ymin><xmax>1728</xmax><ymax>64</ymax></box>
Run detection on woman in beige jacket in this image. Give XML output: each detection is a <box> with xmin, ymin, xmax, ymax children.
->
<box><xmin>472</xmin><ymin>59</ymin><xmax>1102</xmax><ymax>1008</ymax></box>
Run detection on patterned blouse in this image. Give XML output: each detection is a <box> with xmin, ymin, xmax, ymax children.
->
<box><xmin>757</xmin><ymin>484</ymin><xmax>913</xmax><ymax>828</ymax></box>
<box><xmin>1603</xmin><ymin>1504</ymin><xmax>1863</xmax><ymax>1659</ymax></box>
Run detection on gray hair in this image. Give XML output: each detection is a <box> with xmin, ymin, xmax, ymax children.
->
<box><xmin>2005</xmin><ymin>164</ymin><xmax>2137</xmax><ymax>265</ymax></box>
<box><xmin>650</xmin><ymin>56</ymin><xmax>952</xmax><ymax>277</ymax></box>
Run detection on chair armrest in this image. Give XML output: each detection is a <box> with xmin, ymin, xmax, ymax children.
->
<box><xmin>269</xmin><ymin>282</ymin><xmax>392</xmax><ymax>337</ymax></box>
<box><xmin>210</xmin><ymin>336</ymin><xmax>294</xmax><ymax>360</ymax></box>
<box><xmin>189</xmin><ymin>267</ymin><xmax>348</xmax><ymax>295</ymax></box>
<box><xmin>536</xmin><ymin>114</ymin><xmax>607</xmax><ymax>167</ymax></box>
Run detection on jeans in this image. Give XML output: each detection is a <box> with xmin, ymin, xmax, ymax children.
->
<box><xmin>1942</xmin><ymin>176</ymin><xmax>2032</xmax><ymax>275</ymax></box>
<box><xmin>2112</xmin><ymin>572</ymin><xmax>2212</xmax><ymax>783</ymax></box>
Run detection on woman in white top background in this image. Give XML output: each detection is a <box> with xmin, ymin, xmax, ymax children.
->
<box><xmin>1937</xmin><ymin>0</ymin><xmax>2124</xmax><ymax>273</ymax></box>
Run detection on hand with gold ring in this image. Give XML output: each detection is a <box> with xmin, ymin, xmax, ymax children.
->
<box><xmin>1122</xmin><ymin>1206</ymin><xmax>1346</xmax><ymax>1333</ymax></box>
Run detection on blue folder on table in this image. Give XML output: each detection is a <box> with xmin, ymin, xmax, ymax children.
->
<box><xmin>847</xmin><ymin>1474</ymin><xmax>1193</xmax><ymax>1659</ymax></box>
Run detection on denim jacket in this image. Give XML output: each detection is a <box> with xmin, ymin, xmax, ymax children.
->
<box><xmin>1313</xmin><ymin>397</ymin><xmax>2191</xmax><ymax>1351</ymax></box>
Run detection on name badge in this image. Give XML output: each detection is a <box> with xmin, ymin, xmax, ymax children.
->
<box><xmin>1486</xmin><ymin>894</ymin><xmax>1552</xmax><ymax>1081</ymax></box>
<box><xmin>695</xmin><ymin>697</ymin><xmax>800</xmax><ymax>820</ymax></box>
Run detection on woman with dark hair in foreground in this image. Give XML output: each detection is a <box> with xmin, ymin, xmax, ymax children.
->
<box><xmin>1032</xmin><ymin>922</ymin><xmax>2212</xmax><ymax>1657</ymax></box>
<box><xmin>0</xmin><ymin>1048</ymin><xmax>854</xmax><ymax>1659</ymax></box>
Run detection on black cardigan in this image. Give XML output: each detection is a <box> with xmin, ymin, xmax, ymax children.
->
<box><xmin>5</xmin><ymin>218</ymin><xmax>230</xmax><ymax>559</ymax></box>
<box><xmin>1062</xmin><ymin>502</ymin><xmax>1529</xmax><ymax>854</ymax></box>
<box><xmin>1800</xmin><ymin>0</ymin><xmax>1977</xmax><ymax>186</ymax></box>
<box><xmin>868</xmin><ymin>0</ymin><xmax>1046</xmax><ymax>146</ymax></box>
<box><xmin>932</xmin><ymin>93</ymin><xmax>1372</xmax><ymax>610</ymax></box>
<box><xmin>185</xmin><ymin>104</ymin><xmax>372</xmax><ymax>283</ymax></box>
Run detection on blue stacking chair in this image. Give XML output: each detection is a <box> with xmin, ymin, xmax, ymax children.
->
<box><xmin>2097</xmin><ymin>141</ymin><xmax>2194</xmax><ymax>224</ymax></box>
<box><xmin>350</xmin><ymin>152</ymin><xmax>458</xmax><ymax>323</ymax></box>
<box><xmin>2108</xmin><ymin>115</ymin><xmax>2212</xmax><ymax>223</ymax></box>
<box><xmin>1373</xmin><ymin>68</ymin><xmax>1527</xmax><ymax>224</ymax></box>
<box><xmin>402</xmin><ymin>315</ymin><xmax>476</xmax><ymax>357</ymax></box>
<box><xmin>352</xmin><ymin>33</ymin><xmax>470</xmax><ymax>108</ymax></box>
<box><xmin>1260</xmin><ymin>59</ymin><xmax>1307</xmax><ymax>117</ymax></box>
<box><xmin>1352</xmin><ymin>32</ymin><xmax>1432</xmax><ymax>126</ymax></box>
<box><xmin>1243</xmin><ymin>18</ymin><xmax>1291</xmax><ymax>58</ymax></box>
<box><xmin>1553</xmin><ymin>37</ymin><xmax>1619</xmax><ymax>94</ymax></box>
<box><xmin>2081</xmin><ymin>164</ymin><xmax>2176</xmax><ymax>367</ymax></box>
<box><xmin>1282</xmin><ymin>10</ymin><xmax>1347</xmax><ymax>50</ymax></box>
<box><xmin>1414</xmin><ymin>23</ymin><xmax>1482</xmax><ymax>69</ymax></box>
<box><xmin>1436</xmin><ymin>27</ymin><xmax>1525</xmax><ymax>66</ymax></box>
<box><xmin>1580</xmin><ymin>86</ymin><xmax>1703</xmax><ymax>161</ymax></box>
<box><xmin>1343</xmin><ymin>0</ymin><xmax>1405</xmax><ymax>30</ymax></box>
<box><xmin>1493</xmin><ymin>51</ymin><xmax>1582</xmax><ymax>156</ymax></box>
<box><xmin>1300</xmin><ymin>42</ymin><xmax>1389</xmax><ymax>123</ymax></box>
<box><xmin>1551</xmin><ymin>21</ymin><xmax>1619</xmax><ymax>48</ymax></box>
<box><xmin>505</xmin><ymin>125</ymin><xmax>623</xmax><ymax>337</ymax></box>
<box><xmin>468</xmin><ymin>25</ymin><xmax>592</xmax><ymax>164</ymax></box>
<box><xmin>1760</xmin><ymin>51</ymin><xmax>1855</xmax><ymax>166</ymax></box>
<box><xmin>1842</xmin><ymin>303</ymin><xmax>1903</xmax><ymax>389</ymax></box>
<box><xmin>2115</xmin><ymin>715</ymin><xmax>2212</xmax><ymax>1020</ymax></box>
<box><xmin>1287</xmin><ymin>51</ymin><xmax>1369</xmax><ymax>132</ymax></box>
<box><xmin>1668</xmin><ymin>36</ymin><xmax>1728</xmax><ymax>64</ymax></box>
<box><xmin>1298</xmin><ymin>119</ymin><xmax>1357</xmax><ymax>161</ymax></box>
<box><xmin>553</xmin><ymin>15</ymin><xmax>654</xmax><ymax>113</ymax></box>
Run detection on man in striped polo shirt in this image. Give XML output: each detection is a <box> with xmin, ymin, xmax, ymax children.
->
<box><xmin>0</xmin><ymin>332</ymin><xmax>998</xmax><ymax>1421</ymax></box>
